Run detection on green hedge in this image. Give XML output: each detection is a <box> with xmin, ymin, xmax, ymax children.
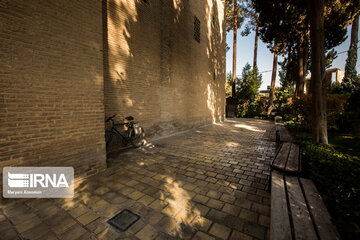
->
<box><xmin>287</xmin><ymin>124</ymin><xmax>360</xmax><ymax>238</ymax></box>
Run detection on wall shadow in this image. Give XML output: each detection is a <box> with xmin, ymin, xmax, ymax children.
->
<box><xmin>102</xmin><ymin>0</ymin><xmax>226</xmax><ymax>157</ymax></box>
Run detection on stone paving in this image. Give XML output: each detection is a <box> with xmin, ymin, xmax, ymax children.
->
<box><xmin>0</xmin><ymin>118</ymin><xmax>277</xmax><ymax>240</ymax></box>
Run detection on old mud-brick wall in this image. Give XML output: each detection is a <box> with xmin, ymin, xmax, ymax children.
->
<box><xmin>0</xmin><ymin>0</ymin><xmax>107</xmax><ymax>179</ymax></box>
<box><xmin>103</xmin><ymin>0</ymin><xmax>226</xmax><ymax>140</ymax></box>
<box><xmin>0</xmin><ymin>0</ymin><xmax>226</xmax><ymax>179</ymax></box>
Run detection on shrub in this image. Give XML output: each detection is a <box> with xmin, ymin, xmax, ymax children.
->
<box><xmin>285</xmin><ymin>94</ymin><xmax>347</xmax><ymax>130</ymax></box>
<box><xmin>288</xmin><ymin>124</ymin><xmax>360</xmax><ymax>238</ymax></box>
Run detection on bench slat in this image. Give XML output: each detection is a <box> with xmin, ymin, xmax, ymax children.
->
<box><xmin>273</xmin><ymin>143</ymin><xmax>291</xmax><ymax>170</ymax></box>
<box><xmin>286</xmin><ymin>176</ymin><xmax>317</xmax><ymax>240</ymax></box>
<box><xmin>286</xmin><ymin>144</ymin><xmax>300</xmax><ymax>172</ymax></box>
<box><xmin>300</xmin><ymin>178</ymin><xmax>341</xmax><ymax>240</ymax></box>
<box><xmin>271</xmin><ymin>171</ymin><xmax>292</xmax><ymax>240</ymax></box>
<box><xmin>278</xmin><ymin>125</ymin><xmax>293</xmax><ymax>143</ymax></box>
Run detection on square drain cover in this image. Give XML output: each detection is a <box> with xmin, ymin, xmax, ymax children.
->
<box><xmin>108</xmin><ymin>209</ymin><xmax>140</xmax><ymax>232</ymax></box>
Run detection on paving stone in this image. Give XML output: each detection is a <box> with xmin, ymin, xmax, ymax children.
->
<box><xmin>194</xmin><ymin>203</ymin><xmax>210</xmax><ymax>216</ymax></box>
<box><xmin>77</xmin><ymin>211</ymin><xmax>100</xmax><ymax>226</ymax></box>
<box><xmin>36</xmin><ymin>205</ymin><xmax>62</xmax><ymax>219</ymax></box>
<box><xmin>109</xmin><ymin>195</ymin><xmax>128</xmax><ymax>204</ymax></box>
<box><xmin>206</xmin><ymin>190</ymin><xmax>222</xmax><ymax>199</ymax></box>
<box><xmin>220</xmin><ymin>194</ymin><xmax>236</xmax><ymax>204</ymax></box>
<box><xmin>148</xmin><ymin>211</ymin><xmax>164</xmax><ymax>224</ymax></box>
<box><xmin>94</xmin><ymin>186</ymin><xmax>111</xmax><ymax>195</ymax></box>
<box><xmin>15</xmin><ymin>215</ymin><xmax>42</xmax><ymax>233</ymax></box>
<box><xmin>234</xmin><ymin>198</ymin><xmax>252</xmax><ymax>210</ymax></box>
<box><xmin>127</xmin><ymin>219</ymin><xmax>147</xmax><ymax>235</ymax></box>
<box><xmin>21</xmin><ymin>223</ymin><xmax>51</xmax><ymax>240</ymax></box>
<box><xmin>3</xmin><ymin>203</ymin><xmax>32</xmax><ymax>217</ymax></box>
<box><xmin>138</xmin><ymin>195</ymin><xmax>155</xmax><ymax>206</ymax></box>
<box><xmin>209</xmin><ymin>223</ymin><xmax>231</xmax><ymax>239</ymax></box>
<box><xmin>193</xmin><ymin>194</ymin><xmax>209</xmax><ymax>205</ymax></box>
<box><xmin>97</xmin><ymin>227</ymin><xmax>120</xmax><ymax>240</ymax></box>
<box><xmin>193</xmin><ymin>231</ymin><xmax>215</xmax><ymax>240</ymax></box>
<box><xmin>108</xmin><ymin>183</ymin><xmax>125</xmax><ymax>191</ymax></box>
<box><xmin>52</xmin><ymin>216</ymin><xmax>77</xmax><ymax>235</ymax></box>
<box><xmin>0</xmin><ymin>221</ymin><xmax>18</xmax><ymax>239</ymax></box>
<box><xmin>239</xmin><ymin>209</ymin><xmax>258</xmax><ymax>223</ymax></box>
<box><xmin>37</xmin><ymin>231</ymin><xmax>59</xmax><ymax>240</ymax></box>
<box><xmin>222</xmin><ymin>203</ymin><xmax>241</xmax><ymax>216</ymax></box>
<box><xmin>149</xmin><ymin>199</ymin><xmax>167</xmax><ymax>211</ymax></box>
<box><xmin>229</xmin><ymin>230</ymin><xmax>253</xmax><ymax>240</ymax></box>
<box><xmin>103</xmin><ymin>191</ymin><xmax>118</xmax><ymax>201</ymax></box>
<box><xmin>92</xmin><ymin>199</ymin><xmax>110</xmax><ymax>211</ymax></box>
<box><xmin>69</xmin><ymin>204</ymin><xmax>91</xmax><ymax>218</ymax></box>
<box><xmin>119</xmin><ymin>187</ymin><xmax>135</xmax><ymax>195</ymax></box>
<box><xmin>60</xmin><ymin>223</ymin><xmax>87</xmax><ymax>240</ymax></box>
<box><xmin>243</xmin><ymin>223</ymin><xmax>266</xmax><ymax>239</ymax></box>
<box><xmin>192</xmin><ymin>217</ymin><xmax>212</xmax><ymax>232</ymax></box>
<box><xmin>207</xmin><ymin>199</ymin><xmax>224</xmax><ymax>210</ymax></box>
<box><xmin>156</xmin><ymin>216</ymin><xmax>179</xmax><ymax>237</ymax></box>
<box><xmin>162</xmin><ymin>205</ymin><xmax>179</xmax><ymax>217</ymax></box>
<box><xmin>128</xmin><ymin>190</ymin><xmax>145</xmax><ymax>200</ymax></box>
<box><xmin>206</xmin><ymin>209</ymin><xmax>227</xmax><ymax>223</ymax></box>
<box><xmin>251</xmin><ymin>202</ymin><xmax>270</xmax><ymax>216</ymax></box>
<box><xmin>258</xmin><ymin>215</ymin><xmax>270</xmax><ymax>227</ymax></box>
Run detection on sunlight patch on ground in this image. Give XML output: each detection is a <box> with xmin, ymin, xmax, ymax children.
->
<box><xmin>234</xmin><ymin>124</ymin><xmax>265</xmax><ymax>133</ymax></box>
<box><xmin>158</xmin><ymin>177</ymin><xmax>203</xmax><ymax>238</ymax></box>
<box><xmin>226</xmin><ymin>141</ymin><xmax>240</xmax><ymax>147</ymax></box>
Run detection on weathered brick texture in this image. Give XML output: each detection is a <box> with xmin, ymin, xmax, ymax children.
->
<box><xmin>104</xmin><ymin>0</ymin><xmax>226</xmax><ymax>139</ymax></box>
<box><xmin>0</xmin><ymin>0</ymin><xmax>107</xmax><ymax>177</ymax></box>
<box><xmin>0</xmin><ymin>0</ymin><xmax>225</xmax><ymax>182</ymax></box>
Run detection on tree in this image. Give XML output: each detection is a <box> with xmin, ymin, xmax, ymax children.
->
<box><xmin>236</xmin><ymin>63</ymin><xmax>262</xmax><ymax>103</ymax></box>
<box><xmin>225</xmin><ymin>0</ymin><xmax>245</xmax><ymax>97</ymax></box>
<box><xmin>226</xmin><ymin>72</ymin><xmax>234</xmax><ymax>98</ymax></box>
<box><xmin>255</xmin><ymin>0</ymin><xmax>357</xmax><ymax>144</ymax></box>
<box><xmin>343</xmin><ymin>11</ymin><xmax>360</xmax><ymax>92</ymax></box>
<box><xmin>307</xmin><ymin>0</ymin><xmax>328</xmax><ymax>144</ymax></box>
<box><xmin>240</xmin><ymin>0</ymin><xmax>260</xmax><ymax>68</ymax></box>
<box><xmin>267</xmin><ymin>50</ymin><xmax>278</xmax><ymax>115</ymax></box>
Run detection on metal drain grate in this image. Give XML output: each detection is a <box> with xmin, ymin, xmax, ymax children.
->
<box><xmin>108</xmin><ymin>209</ymin><xmax>140</xmax><ymax>232</ymax></box>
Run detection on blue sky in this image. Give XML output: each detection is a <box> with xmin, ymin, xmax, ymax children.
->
<box><xmin>226</xmin><ymin>25</ymin><xmax>360</xmax><ymax>90</ymax></box>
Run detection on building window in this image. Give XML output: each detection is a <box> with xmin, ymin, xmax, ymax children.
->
<box><xmin>194</xmin><ymin>16</ymin><xmax>200</xmax><ymax>43</ymax></box>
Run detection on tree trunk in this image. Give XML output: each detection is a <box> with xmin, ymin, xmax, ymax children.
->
<box><xmin>267</xmin><ymin>51</ymin><xmax>278</xmax><ymax>115</ymax></box>
<box><xmin>307</xmin><ymin>0</ymin><xmax>328</xmax><ymax>144</ymax></box>
<box><xmin>298</xmin><ymin>45</ymin><xmax>305</xmax><ymax>97</ymax></box>
<box><xmin>253</xmin><ymin>24</ymin><xmax>259</xmax><ymax>68</ymax></box>
<box><xmin>303</xmin><ymin>41</ymin><xmax>309</xmax><ymax>93</ymax></box>
<box><xmin>232</xmin><ymin>0</ymin><xmax>237</xmax><ymax>98</ymax></box>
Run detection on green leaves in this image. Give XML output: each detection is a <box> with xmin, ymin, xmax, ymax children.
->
<box><xmin>287</xmin><ymin>124</ymin><xmax>360</xmax><ymax>237</ymax></box>
<box><xmin>236</xmin><ymin>63</ymin><xmax>262</xmax><ymax>103</ymax></box>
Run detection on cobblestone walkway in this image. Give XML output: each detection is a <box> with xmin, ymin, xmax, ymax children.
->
<box><xmin>1</xmin><ymin>118</ymin><xmax>276</xmax><ymax>240</ymax></box>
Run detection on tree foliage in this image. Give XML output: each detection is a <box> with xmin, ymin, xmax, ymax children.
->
<box><xmin>225</xmin><ymin>72</ymin><xmax>235</xmax><ymax>98</ymax></box>
<box><xmin>225</xmin><ymin>0</ymin><xmax>245</xmax><ymax>32</ymax></box>
<box><xmin>254</xmin><ymin>0</ymin><xmax>358</xmax><ymax>144</ymax></box>
<box><xmin>236</xmin><ymin>63</ymin><xmax>262</xmax><ymax>103</ymax></box>
<box><xmin>343</xmin><ymin>12</ymin><xmax>360</xmax><ymax>93</ymax></box>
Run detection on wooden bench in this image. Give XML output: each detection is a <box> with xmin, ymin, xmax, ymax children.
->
<box><xmin>276</xmin><ymin>122</ymin><xmax>293</xmax><ymax>144</ymax></box>
<box><xmin>271</xmin><ymin>142</ymin><xmax>301</xmax><ymax>174</ymax></box>
<box><xmin>271</xmin><ymin>170</ymin><xmax>341</xmax><ymax>240</ymax></box>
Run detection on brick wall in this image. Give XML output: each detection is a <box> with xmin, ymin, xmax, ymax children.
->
<box><xmin>104</xmin><ymin>0</ymin><xmax>226</xmax><ymax>140</ymax></box>
<box><xmin>0</xmin><ymin>0</ymin><xmax>107</xmax><ymax>178</ymax></box>
<box><xmin>0</xmin><ymin>0</ymin><xmax>226</xmax><ymax>181</ymax></box>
